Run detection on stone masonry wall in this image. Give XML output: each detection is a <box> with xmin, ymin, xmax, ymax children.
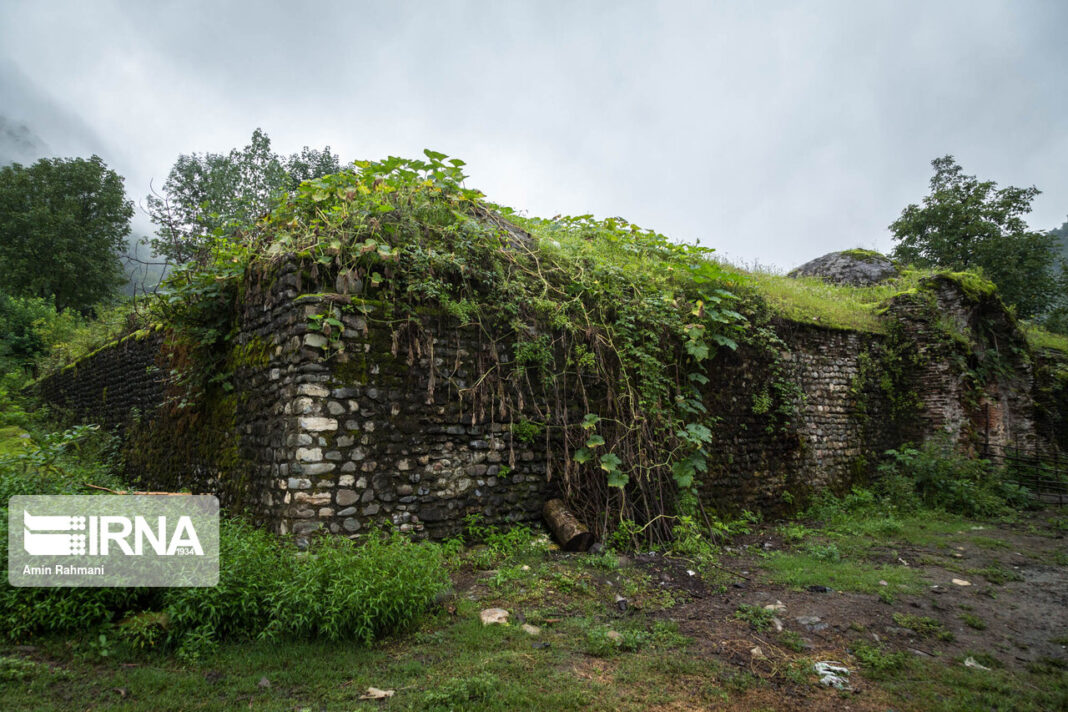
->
<box><xmin>697</xmin><ymin>323</ymin><xmax>905</xmax><ymax>513</ymax></box>
<box><xmin>32</xmin><ymin>270</ymin><xmax>1062</xmax><ymax>539</ymax></box>
<box><xmin>230</xmin><ymin>261</ymin><xmax>550</xmax><ymax>541</ymax></box>
<box><xmin>35</xmin><ymin>329</ymin><xmax>166</xmax><ymax>432</ymax></box>
<box><xmin>885</xmin><ymin>276</ymin><xmax>1044</xmax><ymax>458</ymax></box>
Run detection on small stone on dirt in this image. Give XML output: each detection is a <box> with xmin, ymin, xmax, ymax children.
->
<box><xmin>750</xmin><ymin>646</ymin><xmax>767</xmax><ymax>660</ymax></box>
<box><xmin>806</xmin><ymin>585</ymin><xmax>833</xmax><ymax>593</ymax></box>
<box><xmin>796</xmin><ymin>616</ymin><xmax>827</xmax><ymax>632</ymax></box>
<box><xmin>480</xmin><ymin>608</ymin><xmax>509</xmax><ymax>625</ymax></box>
<box><xmin>772</xmin><ymin>617</ymin><xmax>783</xmax><ymax>632</ymax></box>
<box><xmin>952</xmin><ymin>578</ymin><xmax>972</xmax><ymax>586</ymax></box>
<box><xmin>521</xmin><ymin>623</ymin><xmax>541</xmax><ymax>636</ymax></box>
<box><xmin>764</xmin><ymin>600</ymin><xmax>786</xmax><ymax>612</ymax></box>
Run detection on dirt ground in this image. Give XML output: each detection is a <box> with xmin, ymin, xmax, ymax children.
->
<box><xmin>457</xmin><ymin>509</ymin><xmax>1068</xmax><ymax>711</ymax></box>
<box><xmin>665</xmin><ymin>514</ymin><xmax>1068</xmax><ymax>668</ymax></box>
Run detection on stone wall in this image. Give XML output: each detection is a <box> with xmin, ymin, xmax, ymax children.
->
<box><xmin>232</xmin><ymin>261</ymin><xmax>550</xmax><ymax>541</ymax></box>
<box><xmin>884</xmin><ymin>275</ymin><xmax>1044</xmax><ymax>458</ymax></box>
<box><xmin>35</xmin><ymin>329</ymin><xmax>166</xmax><ymax>432</ymax></box>
<box><xmin>32</xmin><ymin>269</ymin><xmax>1063</xmax><ymax>540</ymax></box>
<box><xmin>696</xmin><ymin>322</ymin><xmax>909</xmax><ymax>513</ymax></box>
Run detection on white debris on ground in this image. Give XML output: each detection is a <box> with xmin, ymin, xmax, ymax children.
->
<box><xmin>813</xmin><ymin>661</ymin><xmax>852</xmax><ymax>690</ymax></box>
<box><xmin>479</xmin><ymin>608</ymin><xmax>509</xmax><ymax>625</ymax></box>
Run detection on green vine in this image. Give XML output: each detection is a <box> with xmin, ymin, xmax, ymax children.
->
<box><xmin>155</xmin><ymin>150</ymin><xmax>761</xmax><ymax>543</ymax></box>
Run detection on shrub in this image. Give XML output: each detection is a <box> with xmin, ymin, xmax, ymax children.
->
<box><xmin>877</xmin><ymin>438</ymin><xmax>1029</xmax><ymax>517</ymax></box>
<box><xmin>2</xmin><ymin>518</ymin><xmax>451</xmax><ymax>649</ymax></box>
<box><xmin>0</xmin><ymin>416</ymin><xmax>451</xmax><ymax>650</ymax></box>
<box><xmin>733</xmin><ymin>604</ymin><xmax>776</xmax><ymax>632</ymax></box>
<box><xmin>851</xmin><ymin>639</ymin><xmax>913</xmax><ymax>674</ymax></box>
<box><xmin>163</xmin><ymin>524</ymin><xmax>450</xmax><ymax>646</ymax></box>
<box><xmin>0</xmin><ymin>424</ymin><xmax>126</xmax><ymax>501</ymax></box>
<box><xmin>462</xmin><ymin>514</ymin><xmax>548</xmax><ymax>568</ymax></box>
<box><xmin>162</xmin><ymin>519</ymin><xmax>293</xmax><ymax>644</ymax></box>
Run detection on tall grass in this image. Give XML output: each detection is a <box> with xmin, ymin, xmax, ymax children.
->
<box><xmin>717</xmin><ymin>262</ymin><xmax>931</xmax><ymax>332</ymax></box>
<box><xmin>0</xmin><ymin>417</ymin><xmax>451</xmax><ymax>652</ymax></box>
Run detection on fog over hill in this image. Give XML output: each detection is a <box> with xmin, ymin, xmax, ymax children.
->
<box><xmin>0</xmin><ymin>59</ymin><xmax>163</xmax><ymax>294</ymax></box>
<box><xmin>1</xmin><ymin>2</ymin><xmax>1067</xmax><ymax>273</ymax></box>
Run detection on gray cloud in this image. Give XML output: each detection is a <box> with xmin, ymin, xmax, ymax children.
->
<box><xmin>1</xmin><ymin>0</ymin><xmax>1065</xmax><ymax>270</ymax></box>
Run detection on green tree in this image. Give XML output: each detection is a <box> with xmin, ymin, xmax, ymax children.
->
<box><xmin>0</xmin><ymin>156</ymin><xmax>133</xmax><ymax>313</ymax></box>
<box><xmin>147</xmin><ymin>128</ymin><xmax>340</xmax><ymax>263</ymax></box>
<box><xmin>1036</xmin><ymin>218</ymin><xmax>1068</xmax><ymax>333</ymax></box>
<box><xmin>890</xmin><ymin>155</ymin><xmax>1056</xmax><ymax>318</ymax></box>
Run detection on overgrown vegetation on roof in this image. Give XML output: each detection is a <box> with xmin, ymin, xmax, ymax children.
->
<box><xmin>1023</xmin><ymin>324</ymin><xmax>1068</xmax><ymax>354</ymax></box>
<box><xmin>729</xmin><ymin>267</ymin><xmax>929</xmax><ymax>333</ymax></box>
<box><xmin>160</xmin><ymin>151</ymin><xmax>760</xmax><ymax>542</ymax></box>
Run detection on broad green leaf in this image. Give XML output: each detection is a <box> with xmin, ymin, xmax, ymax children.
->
<box><xmin>686</xmin><ymin>341</ymin><xmax>710</xmax><ymax>361</ymax></box>
<box><xmin>599</xmin><ymin>453</ymin><xmax>622</xmax><ymax>472</ymax></box>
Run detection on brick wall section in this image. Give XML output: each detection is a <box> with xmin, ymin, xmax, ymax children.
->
<box><xmin>698</xmin><ymin>324</ymin><xmax>901</xmax><ymax>513</ymax></box>
<box><xmin>885</xmin><ymin>277</ymin><xmax>1042</xmax><ymax>457</ymax></box>
<box><xmin>35</xmin><ymin>330</ymin><xmax>166</xmax><ymax>432</ymax></box>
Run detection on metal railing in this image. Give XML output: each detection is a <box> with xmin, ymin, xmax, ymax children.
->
<box><xmin>981</xmin><ymin>443</ymin><xmax>1068</xmax><ymax>506</ymax></box>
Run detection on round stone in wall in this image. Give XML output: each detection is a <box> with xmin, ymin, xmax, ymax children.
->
<box><xmin>787</xmin><ymin>249</ymin><xmax>897</xmax><ymax>286</ymax></box>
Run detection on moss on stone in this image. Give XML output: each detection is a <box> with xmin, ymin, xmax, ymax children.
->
<box><xmin>230</xmin><ymin>336</ymin><xmax>272</xmax><ymax>369</ymax></box>
<box><xmin>930</xmin><ymin>271</ymin><xmax>998</xmax><ymax>302</ymax></box>
<box><xmin>839</xmin><ymin>248</ymin><xmax>888</xmax><ymax>264</ymax></box>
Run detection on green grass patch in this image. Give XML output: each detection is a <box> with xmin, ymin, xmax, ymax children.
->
<box><xmin>733</xmin><ymin>603</ymin><xmax>777</xmax><ymax>632</ymax></box>
<box><xmin>0</xmin><ymin>425</ymin><xmax>30</xmax><ymax>457</ymax></box>
<box><xmin>723</xmin><ymin>266</ymin><xmax>929</xmax><ymax>333</ymax></box>
<box><xmin>959</xmin><ymin>612</ymin><xmax>987</xmax><ymax>630</ymax></box>
<box><xmin>969</xmin><ymin>535</ymin><xmax>1010</xmax><ymax>550</ymax></box>
<box><xmin>1023</xmin><ymin>323</ymin><xmax>1068</xmax><ymax>353</ymax></box>
<box><xmin>868</xmin><ymin>657</ymin><xmax>1068</xmax><ymax>711</ymax></box>
<box><xmin>762</xmin><ymin>550</ymin><xmax>923</xmax><ymax>596</ymax></box>
<box><xmin>892</xmin><ymin>613</ymin><xmax>954</xmax><ymax>641</ymax></box>
<box><xmin>778</xmin><ymin>630</ymin><xmax>806</xmax><ymax>652</ymax></box>
<box><xmin>850</xmin><ymin>639</ymin><xmax>915</xmax><ymax>676</ymax></box>
<box><xmin>969</xmin><ymin>565</ymin><xmax>1024</xmax><ymax>586</ymax></box>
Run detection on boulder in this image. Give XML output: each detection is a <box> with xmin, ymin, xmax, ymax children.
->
<box><xmin>788</xmin><ymin>249</ymin><xmax>897</xmax><ymax>286</ymax></box>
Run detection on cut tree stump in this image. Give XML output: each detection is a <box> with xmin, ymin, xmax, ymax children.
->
<box><xmin>543</xmin><ymin>499</ymin><xmax>594</xmax><ymax>552</ymax></box>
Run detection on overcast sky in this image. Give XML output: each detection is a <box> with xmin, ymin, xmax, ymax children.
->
<box><xmin>1</xmin><ymin>0</ymin><xmax>1065</xmax><ymax>270</ymax></box>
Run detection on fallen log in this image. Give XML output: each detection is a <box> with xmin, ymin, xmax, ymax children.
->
<box><xmin>83</xmin><ymin>484</ymin><xmax>193</xmax><ymax>495</ymax></box>
<box><xmin>543</xmin><ymin>499</ymin><xmax>594</xmax><ymax>552</ymax></box>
